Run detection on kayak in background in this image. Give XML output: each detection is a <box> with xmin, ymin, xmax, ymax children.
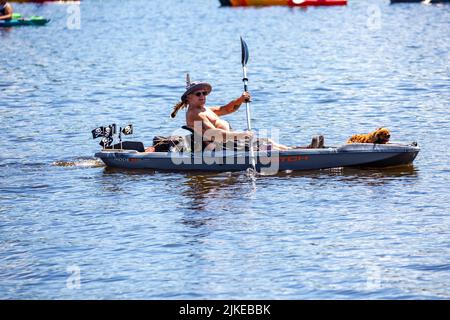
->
<box><xmin>0</xmin><ymin>14</ymin><xmax>50</xmax><ymax>27</ymax></box>
<box><xmin>288</xmin><ymin>0</ymin><xmax>347</xmax><ymax>6</ymax></box>
<box><xmin>9</xmin><ymin>0</ymin><xmax>77</xmax><ymax>2</ymax></box>
<box><xmin>219</xmin><ymin>0</ymin><xmax>347</xmax><ymax>7</ymax></box>
<box><xmin>391</xmin><ymin>0</ymin><xmax>450</xmax><ymax>3</ymax></box>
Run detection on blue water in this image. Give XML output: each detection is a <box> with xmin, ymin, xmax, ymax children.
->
<box><xmin>1</xmin><ymin>0</ymin><xmax>449</xmax><ymax>299</ymax></box>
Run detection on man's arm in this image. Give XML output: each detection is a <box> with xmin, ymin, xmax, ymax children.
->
<box><xmin>211</xmin><ymin>92</ymin><xmax>250</xmax><ymax>116</ymax></box>
<box><xmin>0</xmin><ymin>4</ymin><xmax>13</xmax><ymax>20</ymax></box>
<box><xmin>192</xmin><ymin>113</ymin><xmax>252</xmax><ymax>142</ymax></box>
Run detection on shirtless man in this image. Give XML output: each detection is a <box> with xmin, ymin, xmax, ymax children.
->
<box><xmin>0</xmin><ymin>1</ymin><xmax>13</xmax><ymax>21</ymax></box>
<box><xmin>171</xmin><ymin>79</ymin><xmax>293</xmax><ymax>151</ymax></box>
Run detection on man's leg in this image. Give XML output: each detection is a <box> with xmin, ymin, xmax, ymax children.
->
<box><xmin>261</xmin><ymin>138</ymin><xmax>291</xmax><ymax>151</ymax></box>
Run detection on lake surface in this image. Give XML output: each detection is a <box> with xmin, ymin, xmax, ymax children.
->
<box><xmin>1</xmin><ymin>0</ymin><xmax>449</xmax><ymax>299</ymax></box>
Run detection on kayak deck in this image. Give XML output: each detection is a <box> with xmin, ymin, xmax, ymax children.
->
<box><xmin>95</xmin><ymin>143</ymin><xmax>419</xmax><ymax>172</ymax></box>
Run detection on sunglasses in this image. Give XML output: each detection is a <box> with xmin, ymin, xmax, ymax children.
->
<box><xmin>193</xmin><ymin>91</ymin><xmax>209</xmax><ymax>97</ymax></box>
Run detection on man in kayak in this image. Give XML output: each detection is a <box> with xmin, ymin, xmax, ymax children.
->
<box><xmin>171</xmin><ymin>76</ymin><xmax>305</xmax><ymax>151</ymax></box>
<box><xmin>0</xmin><ymin>1</ymin><xmax>13</xmax><ymax>20</ymax></box>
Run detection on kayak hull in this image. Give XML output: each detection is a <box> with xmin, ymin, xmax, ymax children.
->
<box><xmin>0</xmin><ymin>18</ymin><xmax>50</xmax><ymax>27</ymax></box>
<box><xmin>95</xmin><ymin>143</ymin><xmax>419</xmax><ymax>172</ymax></box>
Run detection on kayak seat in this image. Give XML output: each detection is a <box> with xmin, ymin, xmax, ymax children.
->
<box><xmin>105</xmin><ymin>141</ymin><xmax>145</xmax><ymax>152</ymax></box>
<box><xmin>181</xmin><ymin>126</ymin><xmax>205</xmax><ymax>152</ymax></box>
<box><xmin>181</xmin><ymin>125</ymin><xmax>195</xmax><ymax>134</ymax></box>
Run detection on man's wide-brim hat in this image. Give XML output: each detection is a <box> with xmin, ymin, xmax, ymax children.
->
<box><xmin>181</xmin><ymin>73</ymin><xmax>212</xmax><ymax>102</ymax></box>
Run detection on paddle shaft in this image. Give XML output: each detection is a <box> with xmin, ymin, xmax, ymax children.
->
<box><xmin>242</xmin><ymin>66</ymin><xmax>256</xmax><ymax>170</ymax></box>
<box><xmin>242</xmin><ymin>66</ymin><xmax>252</xmax><ymax>131</ymax></box>
<box><xmin>240</xmin><ymin>37</ymin><xmax>256</xmax><ymax>171</ymax></box>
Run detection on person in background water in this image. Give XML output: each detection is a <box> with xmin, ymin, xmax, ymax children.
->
<box><xmin>0</xmin><ymin>0</ymin><xmax>13</xmax><ymax>20</ymax></box>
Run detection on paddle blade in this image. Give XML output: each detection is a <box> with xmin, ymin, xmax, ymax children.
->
<box><xmin>240</xmin><ymin>37</ymin><xmax>249</xmax><ymax>67</ymax></box>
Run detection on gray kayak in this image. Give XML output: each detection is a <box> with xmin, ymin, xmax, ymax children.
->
<box><xmin>95</xmin><ymin>143</ymin><xmax>419</xmax><ymax>172</ymax></box>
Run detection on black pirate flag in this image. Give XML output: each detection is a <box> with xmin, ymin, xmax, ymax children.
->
<box><xmin>91</xmin><ymin>124</ymin><xmax>116</xmax><ymax>139</ymax></box>
<box><xmin>91</xmin><ymin>126</ymin><xmax>105</xmax><ymax>139</ymax></box>
<box><xmin>104</xmin><ymin>124</ymin><xmax>116</xmax><ymax>137</ymax></box>
<box><xmin>121</xmin><ymin>124</ymin><xmax>133</xmax><ymax>135</ymax></box>
<box><xmin>99</xmin><ymin>136</ymin><xmax>113</xmax><ymax>148</ymax></box>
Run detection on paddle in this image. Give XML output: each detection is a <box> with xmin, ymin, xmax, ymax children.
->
<box><xmin>240</xmin><ymin>37</ymin><xmax>256</xmax><ymax>172</ymax></box>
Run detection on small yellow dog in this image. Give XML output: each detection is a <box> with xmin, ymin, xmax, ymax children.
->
<box><xmin>347</xmin><ymin>127</ymin><xmax>391</xmax><ymax>144</ymax></box>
